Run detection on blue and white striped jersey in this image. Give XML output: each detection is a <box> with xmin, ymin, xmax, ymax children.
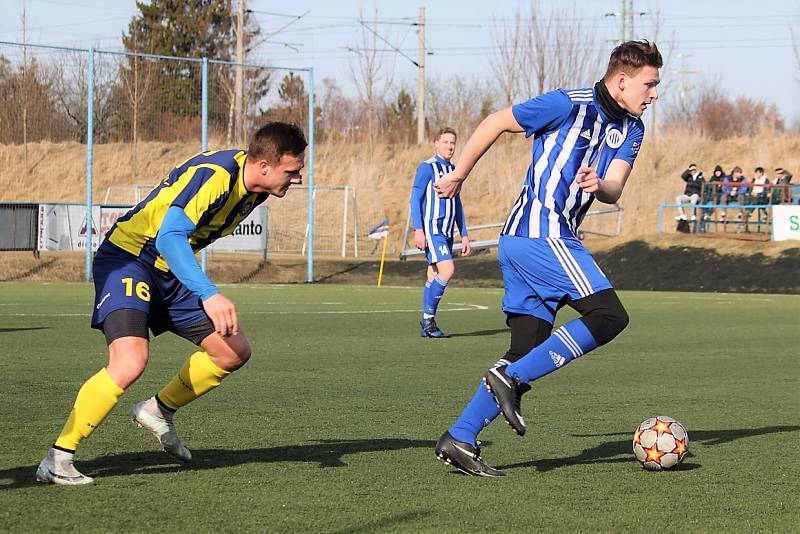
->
<box><xmin>410</xmin><ymin>155</ymin><xmax>468</xmax><ymax>240</ymax></box>
<box><xmin>502</xmin><ymin>87</ymin><xmax>645</xmax><ymax>239</ymax></box>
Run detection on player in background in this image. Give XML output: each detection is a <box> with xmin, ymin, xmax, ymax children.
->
<box><xmin>409</xmin><ymin>127</ymin><xmax>471</xmax><ymax>338</ymax></box>
<box><xmin>36</xmin><ymin>122</ymin><xmax>307</xmax><ymax>485</ymax></box>
<box><xmin>432</xmin><ymin>41</ymin><xmax>662</xmax><ymax>476</ymax></box>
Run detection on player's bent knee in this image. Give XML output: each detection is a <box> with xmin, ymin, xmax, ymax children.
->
<box><xmin>202</xmin><ymin>332</ymin><xmax>251</xmax><ymax>372</ymax></box>
<box><xmin>107</xmin><ymin>336</ymin><xmax>149</xmax><ymax>389</ymax></box>
<box><xmin>582</xmin><ymin>303</ymin><xmax>629</xmax><ymax>347</ymax></box>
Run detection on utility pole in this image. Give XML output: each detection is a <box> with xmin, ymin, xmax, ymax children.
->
<box><xmin>675</xmin><ymin>53</ymin><xmax>696</xmax><ymax>117</ymax></box>
<box><xmin>605</xmin><ymin>0</ymin><xmax>645</xmax><ymax>44</ymax></box>
<box><xmin>620</xmin><ymin>0</ymin><xmax>632</xmax><ymax>42</ymax></box>
<box><xmin>416</xmin><ymin>6</ymin><xmax>426</xmax><ymax>144</ymax></box>
<box><xmin>234</xmin><ymin>0</ymin><xmax>245</xmax><ymax>145</ymax></box>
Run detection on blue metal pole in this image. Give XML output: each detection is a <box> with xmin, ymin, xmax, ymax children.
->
<box><xmin>657</xmin><ymin>204</ymin><xmax>663</xmax><ymax>236</ymax></box>
<box><xmin>307</xmin><ymin>67</ymin><xmax>315</xmax><ymax>283</ymax></box>
<box><xmin>201</xmin><ymin>57</ymin><xmax>209</xmax><ymax>273</ymax></box>
<box><xmin>85</xmin><ymin>47</ymin><xmax>95</xmax><ymax>282</ymax></box>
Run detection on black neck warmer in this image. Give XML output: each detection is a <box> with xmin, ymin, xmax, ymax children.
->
<box><xmin>594</xmin><ymin>80</ymin><xmax>627</xmax><ymax>122</ymax></box>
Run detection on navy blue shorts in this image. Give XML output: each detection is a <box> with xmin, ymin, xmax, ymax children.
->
<box><xmin>498</xmin><ymin>235</ymin><xmax>613</xmax><ymax>323</ymax></box>
<box><xmin>424</xmin><ymin>234</ymin><xmax>454</xmax><ymax>264</ymax></box>
<box><xmin>91</xmin><ymin>241</ymin><xmax>209</xmax><ymax>337</ymax></box>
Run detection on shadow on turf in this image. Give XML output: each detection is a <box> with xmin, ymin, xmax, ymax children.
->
<box><xmin>498</xmin><ymin>425</ymin><xmax>800</xmax><ymax>473</ymax></box>
<box><xmin>0</xmin><ymin>327</ymin><xmax>51</xmax><ymax>333</ymax></box>
<box><xmin>0</xmin><ymin>438</ymin><xmax>435</xmax><ymax>490</ymax></box>
<box><xmin>449</xmin><ymin>328</ymin><xmax>508</xmax><ymax>338</ymax></box>
<box><xmin>331</xmin><ymin>510</ymin><xmax>432</xmax><ymax>534</ymax></box>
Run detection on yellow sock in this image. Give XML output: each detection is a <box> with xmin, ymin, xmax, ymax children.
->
<box><xmin>54</xmin><ymin>368</ymin><xmax>124</xmax><ymax>451</ymax></box>
<box><xmin>157</xmin><ymin>351</ymin><xmax>230</xmax><ymax>410</ymax></box>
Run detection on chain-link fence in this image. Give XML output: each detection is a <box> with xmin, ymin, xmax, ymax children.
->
<box><xmin>0</xmin><ymin>41</ymin><xmax>318</xmax><ymax>281</ymax></box>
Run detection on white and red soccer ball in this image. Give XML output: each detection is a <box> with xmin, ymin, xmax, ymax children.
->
<box><xmin>632</xmin><ymin>416</ymin><xmax>689</xmax><ymax>471</ymax></box>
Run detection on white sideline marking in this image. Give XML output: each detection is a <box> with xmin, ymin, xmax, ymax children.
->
<box><xmin>0</xmin><ymin>303</ymin><xmax>489</xmax><ymax>318</ymax></box>
<box><xmin>662</xmin><ymin>294</ymin><xmax>778</xmax><ymax>303</ymax></box>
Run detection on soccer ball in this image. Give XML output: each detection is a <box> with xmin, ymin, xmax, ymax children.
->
<box><xmin>632</xmin><ymin>416</ymin><xmax>689</xmax><ymax>471</ymax></box>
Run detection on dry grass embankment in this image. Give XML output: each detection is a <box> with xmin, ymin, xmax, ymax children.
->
<box><xmin>1</xmin><ymin>133</ymin><xmax>799</xmax><ymax>253</ymax></box>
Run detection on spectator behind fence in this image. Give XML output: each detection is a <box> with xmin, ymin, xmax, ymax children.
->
<box><xmin>727</xmin><ymin>166</ymin><xmax>747</xmax><ymax>204</ymax></box>
<box><xmin>750</xmin><ymin>166</ymin><xmax>770</xmax><ymax>204</ymax></box>
<box><xmin>772</xmin><ymin>168</ymin><xmax>793</xmax><ymax>204</ymax></box>
<box><xmin>748</xmin><ymin>166</ymin><xmax>770</xmax><ymax>221</ymax></box>
<box><xmin>676</xmin><ymin>163</ymin><xmax>704</xmax><ymax>221</ymax></box>
<box><xmin>703</xmin><ymin>164</ymin><xmax>725</xmax><ymax>220</ymax></box>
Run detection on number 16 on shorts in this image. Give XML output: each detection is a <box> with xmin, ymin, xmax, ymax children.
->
<box><xmin>121</xmin><ymin>277</ymin><xmax>151</xmax><ymax>301</ymax></box>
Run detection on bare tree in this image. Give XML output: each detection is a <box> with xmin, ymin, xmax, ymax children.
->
<box><xmin>427</xmin><ymin>75</ymin><xmax>496</xmax><ymax>135</ymax></box>
<box><xmin>642</xmin><ymin>0</ymin><xmax>677</xmax><ymax>140</ymax></box>
<box><xmin>118</xmin><ymin>51</ymin><xmax>155</xmax><ymax>177</ymax></box>
<box><xmin>490</xmin><ymin>2</ymin><xmax>605</xmax><ymax>104</ymax></box>
<box><xmin>348</xmin><ymin>8</ymin><xmax>396</xmax><ymax>144</ymax></box>
<box><xmin>489</xmin><ymin>9</ymin><xmax>524</xmax><ymax>105</ymax></box>
<box><xmin>317</xmin><ymin>77</ymin><xmax>357</xmax><ymax>141</ymax></box>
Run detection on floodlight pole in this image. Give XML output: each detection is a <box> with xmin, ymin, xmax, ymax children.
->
<box><xmin>85</xmin><ymin>47</ymin><xmax>94</xmax><ymax>282</ymax></box>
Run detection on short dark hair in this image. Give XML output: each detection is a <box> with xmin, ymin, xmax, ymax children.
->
<box><xmin>604</xmin><ymin>40</ymin><xmax>663</xmax><ymax>80</ymax></box>
<box><xmin>755</xmin><ymin>166</ymin><xmax>764</xmax><ymax>173</ymax></box>
<box><xmin>435</xmin><ymin>126</ymin><xmax>457</xmax><ymax>141</ymax></box>
<box><xmin>248</xmin><ymin>122</ymin><xmax>307</xmax><ymax>164</ymax></box>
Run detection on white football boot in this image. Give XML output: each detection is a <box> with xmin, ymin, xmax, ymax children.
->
<box><xmin>35</xmin><ymin>448</ymin><xmax>95</xmax><ymax>486</ymax></box>
<box><xmin>132</xmin><ymin>397</ymin><xmax>192</xmax><ymax>462</ymax></box>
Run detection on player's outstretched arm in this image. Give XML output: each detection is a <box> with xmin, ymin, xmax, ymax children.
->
<box><xmin>434</xmin><ymin>107</ymin><xmax>524</xmax><ymax>198</ymax></box>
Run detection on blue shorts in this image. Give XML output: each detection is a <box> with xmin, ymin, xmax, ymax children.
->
<box><xmin>498</xmin><ymin>234</ymin><xmax>612</xmax><ymax>324</ymax></box>
<box><xmin>425</xmin><ymin>234</ymin><xmax>454</xmax><ymax>264</ymax></box>
<box><xmin>91</xmin><ymin>241</ymin><xmax>209</xmax><ymax>337</ymax></box>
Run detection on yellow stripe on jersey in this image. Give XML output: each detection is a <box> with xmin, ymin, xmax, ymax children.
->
<box><xmin>192</xmin><ymin>159</ymin><xmax>253</xmax><ymax>243</ymax></box>
<box><xmin>107</xmin><ymin>150</ymin><xmax>248</xmax><ymax>271</ymax></box>
<box><xmin>182</xmin><ymin>164</ymin><xmax>231</xmax><ymax>225</ymax></box>
<box><xmin>108</xmin><ymin>165</ymin><xmax>205</xmax><ymax>257</ymax></box>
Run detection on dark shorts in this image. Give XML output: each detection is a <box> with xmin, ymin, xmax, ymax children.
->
<box><xmin>91</xmin><ymin>241</ymin><xmax>210</xmax><ymax>338</ymax></box>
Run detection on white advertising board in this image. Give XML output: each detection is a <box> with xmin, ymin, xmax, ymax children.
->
<box><xmin>209</xmin><ymin>206</ymin><xmax>267</xmax><ymax>251</ymax></box>
<box><xmin>771</xmin><ymin>205</ymin><xmax>800</xmax><ymax>241</ymax></box>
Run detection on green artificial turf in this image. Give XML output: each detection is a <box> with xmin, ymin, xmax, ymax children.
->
<box><xmin>1</xmin><ymin>282</ymin><xmax>797</xmax><ymax>532</ymax></box>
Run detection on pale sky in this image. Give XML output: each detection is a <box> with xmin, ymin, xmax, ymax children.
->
<box><xmin>3</xmin><ymin>0</ymin><xmax>800</xmax><ymax>126</ymax></box>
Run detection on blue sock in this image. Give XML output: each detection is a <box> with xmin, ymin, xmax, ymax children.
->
<box><xmin>448</xmin><ymin>359</ymin><xmax>510</xmax><ymax>445</ymax></box>
<box><xmin>421</xmin><ymin>281</ymin><xmax>431</xmax><ymax>317</ymax></box>
<box><xmin>449</xmin><ymin>383</ymin><xmax>501</xmax><ymax>446</ymax></box>
<box><xmin>506</xmin><ymin>319</ymin><xmax>598</xmax><ymax>383</ymax></box>
<box><xmin>423</xmin><ymin>276</ymin><xmax>447</xmax><ymax>317</ymax></box>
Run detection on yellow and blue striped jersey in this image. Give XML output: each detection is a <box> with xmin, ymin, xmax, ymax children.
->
<box><xmin>106</xmin><ymin>149</ymin><xmax>267</xmax><ymax>271</ymax></box>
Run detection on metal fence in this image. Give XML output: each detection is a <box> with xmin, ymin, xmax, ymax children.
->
<box><xmin>0</xmin><ymin>40</ymin><xmax>315</xmax><ymax>281</ymax></box>
<box><xmin>0</xmin><ymin>203</ymin><xmax>38</xmax><ymax>252</ymax></box>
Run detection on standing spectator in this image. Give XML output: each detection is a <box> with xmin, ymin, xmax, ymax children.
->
<box><xmin>676</xmin><ymin>163</ymin><xmax>704</xmax><ymax>221</ymax></box>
